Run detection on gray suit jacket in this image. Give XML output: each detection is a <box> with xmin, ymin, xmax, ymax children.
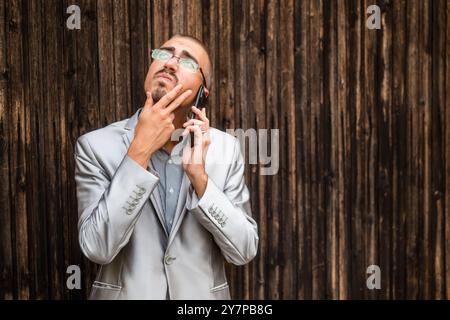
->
<box><xmin>74</xmin><ymin>108</ymin><xmax>259</xmax><ymax>299</ymax></box>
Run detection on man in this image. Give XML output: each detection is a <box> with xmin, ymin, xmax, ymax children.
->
<box><xmin>74</xmin><ymin>34</ymin><xmax>259</xmax><ymax>300</ymax></box>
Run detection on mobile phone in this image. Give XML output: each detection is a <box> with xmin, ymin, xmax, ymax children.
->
<box><xmin>190</xmin><ymin>85</ymin><xmax>207</xmax><ymax>147</ymax></box>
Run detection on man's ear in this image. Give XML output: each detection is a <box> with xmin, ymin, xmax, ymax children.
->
<box><xmin>204</xmin><ymin>88</ymin><xmax>209</xmax><ymax>98</ymax></box>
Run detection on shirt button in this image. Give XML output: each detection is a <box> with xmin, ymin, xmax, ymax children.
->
<box><xmin>169</xmin><ymin>187</ymin><xmax>174</xmax><ymax>194</ymax></box>
<box><xmin>168</xmin><ymin>159</ymin><xmax>173</xmax><ymax>164</ymax></box>
<box><xmin>164</xmin><ymin>255</ymin><xmax>175</xmax><ymax>265</ymax></box>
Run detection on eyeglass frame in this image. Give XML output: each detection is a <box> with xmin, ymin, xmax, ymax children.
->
<box><xmin>151</xmin><ymin>48</ymin><xmax>208</xmax><ymax>89</ymax></box>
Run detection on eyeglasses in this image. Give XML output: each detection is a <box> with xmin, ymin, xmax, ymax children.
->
<box><xmin>151</xmin><ymin>48</ymin><xmax>207</xmax><ymax>88</ymax></box>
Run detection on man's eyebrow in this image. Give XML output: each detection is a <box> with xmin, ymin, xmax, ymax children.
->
<box><xmin>158</xmin><ymin>46</ymin><xmax>199</xmax><ymax>65</ymax></box>
<box><xmin>180</xmin><ymin>50</ymin><xmax>199</xmax><ymax>65</ymax></box>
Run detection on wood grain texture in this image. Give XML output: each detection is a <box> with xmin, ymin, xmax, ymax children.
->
<box><xmin>0</xmin><ymin>0</ymin><xmax>448</xmax><ymax>299</ymax></box>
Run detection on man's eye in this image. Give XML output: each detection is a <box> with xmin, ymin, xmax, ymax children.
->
<box><xmin>159</xmin><ymin>50</ymin><xmax>172</xmax><ymax>59</ymax></box>
<box><xmin>181</xmin><ymin>59</ymin><xmax>197</xmax><ymax>71</ymax></box>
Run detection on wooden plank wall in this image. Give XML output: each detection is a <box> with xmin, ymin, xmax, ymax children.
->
<box><xmin>0</xmin><ymin>0</ymin><xmax>449</xmax><ymax>299</ymax></box>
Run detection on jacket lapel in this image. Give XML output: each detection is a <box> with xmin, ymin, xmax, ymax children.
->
<box><xmin>121</xmin><ymin>108</ymin><xmax>169</xmax><ymax>237</ymax></box>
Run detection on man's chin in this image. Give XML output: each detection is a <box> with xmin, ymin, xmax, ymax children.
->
<box><xmin>151</xmin><ymin>86</ymin><xmax>168</xmax><ymax>103</ymax></box>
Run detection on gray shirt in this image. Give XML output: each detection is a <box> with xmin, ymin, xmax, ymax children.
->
<box><xmin>150</xmin><ymin>138</ymin><xmax>186</xmax><ymax>233</ymax></box>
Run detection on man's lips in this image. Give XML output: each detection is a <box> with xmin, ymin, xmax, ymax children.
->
<box><xmin>156</xmin><ymin>73</ymin><xmax>173</xmax><ymax>82</ymax></box>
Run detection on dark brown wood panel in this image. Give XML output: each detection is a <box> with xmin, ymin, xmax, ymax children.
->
<box><xmin>0</xmin><ymin>0</ymin><xmax>449</xmax><ymax>299</ymax></box>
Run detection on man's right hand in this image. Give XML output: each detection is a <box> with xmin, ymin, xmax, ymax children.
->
<box><xmin>127</xmin><ymin>84</ymin><xmax>192</xmax><ymax>168</ymax></box>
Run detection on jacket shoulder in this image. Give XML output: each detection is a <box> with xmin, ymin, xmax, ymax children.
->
<box><xmin>209</xmin><ymin>127</ymin><xmax>239</xmax><ymax>147</ymax></box>
<box><xmin>208</xmin><ymin>128</ymin><xmax>242</xmax><ymax>164</ymax></box>
<box><xmin>77</xmin><ymin>118</ymin><xmax>127</xmax><ymax>146</ymax></box>
<box><xmin>75</xmin><ymin>118</ymin><xmax>129</xmax><ymax>164</ymax></box>
<box><xmin>210</xmin><ymin>127</ymin><xmax>239</xmax><ymax>140</ymax></box>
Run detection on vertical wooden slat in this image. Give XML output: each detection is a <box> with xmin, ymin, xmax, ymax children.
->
<box><xmin>7</xmin><ymin>0</ymin><xmax>29</xmax><ymax>300</ymax></box>
<box><xmin>297</xmin><ymin>0</ymin><xmax>312</xmax><ymax>299</ymax></box>
<box><xmin>97</xmin><ymin>0</ymin><xmax>116</xmax><ymax>126</ymax></box>
<box><xmin>152</xmin><ymin>0</ymin><xmax>170</xmax><ymax>48</ymax></box>
<box><xmin>336</xmin><ymin>0</ymin><xmax>349</xmax><ymax>300</ymax></box>
<box><xmin>54</xmin><ymin>0</ymin><xmax>80</xmax><ymax>299</ymax></box>
<box><xmin>309</xmin><ymin>0</ymin><xmax>323</xmax><ymax>299</ymax></box>
<box><xmin>221</xmin><ymin>0</ymin><xmax>240</xmax><ymax>298</ymax></box>
<box><xmin>420</xmin><ymin>0</ymin><xmax>432</xmax><ymax>299</ymax></box>
<box><xmin>61</xmin><ymin>0</ymin><xmax>91</xmax><ymax>298</ymax></box>
<box><xmin>0</xmin><ymin>0</ymin><xmax>14</xmax><ymax>300</ymax></box>
<box><xmin>146</xmin><ymin>0</ymin><xmax>153</xmax><ymax>59</ymax></box>
<box><xmin>325</xmin><ymin>0</ymin><xmax>339</xmax><ymax>300</ymax></box>
<box><xmin>318</xmin><ymin>0</ymin><xmax>332</xmax><ymax>297</ymax></box>
<box><xmin>378</xmin><ymin>0</ymin><xmax>393</xmax><ymax>300</ymax></box>
<box><xmin>264</xmin><ymin>0</ymin><xmax>280</xmax><ymax>299</ymax></box>
<box><xmin>258</xmin><ymin>0</ymin><xmax>272</xmax><ymax>300</ymax></box>
<box><xmin>186</xmin><ymin>0</ymin><xmax>202</xmax><ymax>39</ymax></box>
<box><xmin>112</xmin><ymin>0</ymin><xmax>131</xmax><ymax>118</ymax></box>
<box><xmin>251</xmin><ymin>2</ymin><xmax>266</xmax><ymax>299</ymax></box>
<box><xmin>171</xmin><ymin>0</ymin><xmax>186</xmax><ymax>35</ymax></box>
<box><xmin>391</xmin><ymin>0</ymin><xmax>407</xmax><ymax>300</ymax></box>
<box><xmin>445</xmin><ymin>0</ymin><xmax>450</xmax><ymax>300</ymax></box>
<box><xmin>405</xmin><ymin>0</ymin><xmax>420</xmax><ymax>299</ymax></box>
<box><xmin>293</xmin><ymin>0</ymin><xmax>304</xmax><ymax>300</ymax></box>
<box><xmin>364</xmin><ymin>0</ymin><xmax>379</xmax><ymax>300</ymax></box>
<box><xmin>129</xmin><ymin>0</ymin><xmax>149</xmax><ymax>111</ymax></box>
<box><xmin>204</xmin><ymin>0</ymin><xmax>219</xmax><ymax>129</ymax></box>
<box><xmin>42</xmin><ymin>0</ymin><xmax>67</xmax><ymax>299</ymax></box>
<box><xmin>351</xmin><ymin>0</ymin><xmax>365</xmax><ymax>299</ymax></box>
<box><xmin>430</xmin><ymin>0</ymin><xmax>446</xmax><ymax>300</ymax></box>
<box><xmin>25</xmin><ymin>0</ymin><xmax>49</xmax><ymax>299</ymax></box>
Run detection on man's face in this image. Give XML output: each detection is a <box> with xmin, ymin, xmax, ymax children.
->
<box><xmin>144</xmin><ymin>37</ymin><xmax>209</xmax><ymax>110</ymax></box>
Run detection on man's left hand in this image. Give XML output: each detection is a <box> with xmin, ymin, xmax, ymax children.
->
<box><xmin>181</xmin><ymin>106</ymin><xmax>211</xmax><ymax>198</ymax></box>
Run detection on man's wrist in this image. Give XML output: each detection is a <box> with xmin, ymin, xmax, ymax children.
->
<box><xmin>189</xmin><ymin>172</ymin><xmax>208</xmax><ymax>198</ymax></box>
<box><xmin>127</xmin><ymin>138</ymin><xmax>154</xmax><ymax>169</ymax></box>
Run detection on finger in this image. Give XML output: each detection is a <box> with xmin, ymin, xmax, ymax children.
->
<box><xmin>181</xmin><ymin>126</ymin><xmax>203</xmax><ymax>164</ymax></box>
<box><xmin>191</xmin><ymin>106</ymin><xmax>209</xmax><ymax>125</ymax></box>
<box><xmin>182</xmin><ymin>125</ymin><xmax>208</xmax><ymax>165</ymax></box>
<box><xmin>182</xmin><ymin>119</ymin><xmax>204</xmax><ymax>127</ymax></box>
<box><xmin>182</xmin><ymin>123</ymin><xmax>207</xmax><ymax>135</ymax></box>
<box><xmin>181</xmin><ymin>125</ymin><xmax>196</xmax><ymax>136</ymax></box>
<box><xmin>184</xmin><ymin>125</ymin><xmax>203</xmax><ymax>142</ymax></box>
<box><xmin>145</xmin><ymin>91</ymin><xmax>152</xmax><ymax>103</ymax></box>
<box><xmin>189</xmin><ymin>125</ymin><xmax>205</xmax><ymax>164</ymax></box>
<box><xmin>181</xmin><ymin>126</ymin><xmax>192</xmax><ymax>138</ymax></box>
<box><xmin>154</xmin><ymin>84</ymin><xmax>183</xmax><ymax>110</ymax></box>
<box><xmin>143</xmin><ymin>91</ymin><xmax>154</xmax><ymax>109</ymax></box>
<box><xmin>164</xmin><ymin>89</ymin><xmax>192</xmax><ymax>114</ymax></box>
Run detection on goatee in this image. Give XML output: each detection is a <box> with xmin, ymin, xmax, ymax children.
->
<box><xmin>151</xmin><ymin>86</ymin><xmax>167</xmax><ymax>103</ymax></box>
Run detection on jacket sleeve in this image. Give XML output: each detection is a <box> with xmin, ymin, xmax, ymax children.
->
<box><xmin>186</xmin><ymin>138</ymin><xmax>259</xmax><ymax>266</ymax></box>
<box><xmin>74</xmin><ymin>135</ymin><xmax>159</xmax><ymax>265</ymax></box>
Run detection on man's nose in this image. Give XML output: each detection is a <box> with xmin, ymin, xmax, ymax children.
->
<box><xmin>164</xmin><ymin>57</ymin><xmax>179</xmax><ymax>72</ymax></box>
